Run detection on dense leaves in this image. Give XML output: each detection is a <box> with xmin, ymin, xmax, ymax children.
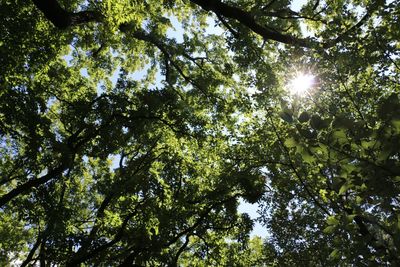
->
<box><xmin>0</xmin><ymin>0</ymin><xmax>399</xmax><ymax>265</ymax></box>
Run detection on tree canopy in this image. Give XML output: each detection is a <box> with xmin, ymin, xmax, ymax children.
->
<box><xmin>0</xmin><ymin>0</ymin><xmax>399</xmax><ymax>265</ymax></box>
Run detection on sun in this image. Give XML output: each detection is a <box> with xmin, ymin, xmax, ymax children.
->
<box><xmin>288</xmin><ymin>73</ymin><xmax>315</xmax><ymax>96</ymax></box>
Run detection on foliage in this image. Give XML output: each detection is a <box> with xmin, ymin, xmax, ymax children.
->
<box><xmin>0</xmin><ymin>0</ymin><xmax>399</xmax><ymax>265</ymax></box>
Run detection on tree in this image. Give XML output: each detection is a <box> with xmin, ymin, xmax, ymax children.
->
<box><xmin>0</xmin><ymin>0</ymin><xmax>399</xmax><ymax>265</ymax></box>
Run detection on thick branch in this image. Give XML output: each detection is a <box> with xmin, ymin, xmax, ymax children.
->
<box><xmin>171</xmin><ymin>235</ymin><xmax>190</xmax><ymax>266</ymax></box>
<box><xmin>32</xmin><ymin>0</ymin><xmax>102</xmax><ymax>29</ymax></box>
<box><xmin>0</xmin><ymin>163</ymin><xmax>69</xmax><ymax>207</ymax></box>
<box><xmin>72</xmin><ymin>194</ymin><xmax>114</xmax><ymax>259</ymax></box>
<box><xmin>0</xmin><ymin>122</ymin><xmax>95</xmax><ymax>207</ymax></box>
<box><xmin>190</xmin><ymin>0</ymin><xmax>312</xmax><ymax>47</ymax></box>
<box><xmin>21</xmin><ymin>233</ymin><xmax>42</xmax><ymax>267</ymax></box>
<box><xmin>67</xmin><ymin>207</ymin><xmax>140</xmax><ymax>266</ymax></box>
<box><xmin>67</xmin><ymin>150</ymin><xmax>157</xmax><ymax>266</ymax></box>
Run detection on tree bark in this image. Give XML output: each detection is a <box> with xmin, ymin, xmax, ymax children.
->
<box><xmin>32</xmin><ymin>0</ymin><xmax>102</xmax><ymax>28</ymax></box>
<box><xmin>189</xmin><ymin>0</ymin><xmax>312</xmax><ymax>47</ymax></box>
<box><xmin>0</xmin><ymin>164</ymin><xmax>69</xmax><ymax>207</ymax></box>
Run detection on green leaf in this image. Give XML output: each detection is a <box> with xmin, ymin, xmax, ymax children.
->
<box><xmin>319</xmin><ymin>189</ymin><xmax>328</xmax><ymax>202</ymax></box>
<box><xmin>279</xmin><ymin>110</ymin><xmax>293</xmax><ymax>123</ymax></box>
<box><xmin>332</xmin><ymin>129</ymin><xmax>347</xmax><ymax>145</ymax></box>
<box><xmin>297</xmin><ymin>147</ymin><xmax>315</xmax><ymax>163</ymax></box>
<box><xmin>284</xmin><ymin>137</ymin><xmax>297</xmax><ymax>148</ymax></box>
<box><xmin>361</xmin><ymin>140</ymin><xmax>375</xmax><ymax>149</ymax></box>
<box><xmin>310</xmin><ymin>114</ymin><xmax>325</xmax><ymax>130</ymax></box>
<box><xmin>338</xmin><ymin>183</ymin><xmax>351</xmax><ymax>195</ymax></box>
<box><xmin>391</xmin><ymin>119</ymin><xmax>400</xmax><ymax>133</ymax></box>
<box><xmin>329</xmin><ymin>249</ymin><xmax>340</xmax><ymax>260</ymax></box>
<box><xmin>332</xmin><ymin>115</ymin><xmax>353</xmax><ymax>129</ymax></box>
<box><xmin>346</xmin><ymin>214</ymin><xmax>356</xmax><ymax>223</ymax></box>
<box><xmin>309</xmin><ymin>144</ymin><xmax>328</xmax><ymax>160</ymax></box>
<box><xmin>298</xmin><ymin>111</ymin><xmax>310</xmax><ymax>122</ymax></box>
<box><xmin>298</xmin><ymin>128</ymin><xmax>316</xmax><ymax>139</ymax></box>
<box><xmin>323</xmin><ymin>225</ymin><xmax>335</xmax><ymax>234</ymax></box>
<box><xmin>327</xmin><ymin>216</ymin><xmax>339</xmax><ymax>226</ymax></box>
<box><xmin>301</xmin><ymin>150</ymin><xmax>314</xmax><ymax>163</ymax></box>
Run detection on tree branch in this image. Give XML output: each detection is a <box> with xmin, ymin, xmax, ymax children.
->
<box><xmin>21</xmin><ymin>233</ymin><xmax>42</xmax><ymax>267</ymax></box>
<box><xmin>323</xmin><ymin>0</ymin><xmax>384</xmax><ymax>48</ymax></box>
<box><xmin>31</xmin><ymin>0</ymin><xmax>102</xmax><ymax>29</ymax></box>
<box><xmin>171</xmin><ymin>235</ymin><xmax>190</xmax><ymax>266</ymax></box>
<box><xmin>189</xmin><ymin>0</ymin><xmax>312</xmax><ymax>47</ymax></box>
<box><xmin>0</xmin><ymin>163</ymin><xmax>69</xmax><ymax>207</ymax></box>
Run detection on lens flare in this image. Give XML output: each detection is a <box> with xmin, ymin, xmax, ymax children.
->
<box><xmin>288</xmin><ymin>73</ymin><xmax>315</xmax><ymax>96</ymax></box>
